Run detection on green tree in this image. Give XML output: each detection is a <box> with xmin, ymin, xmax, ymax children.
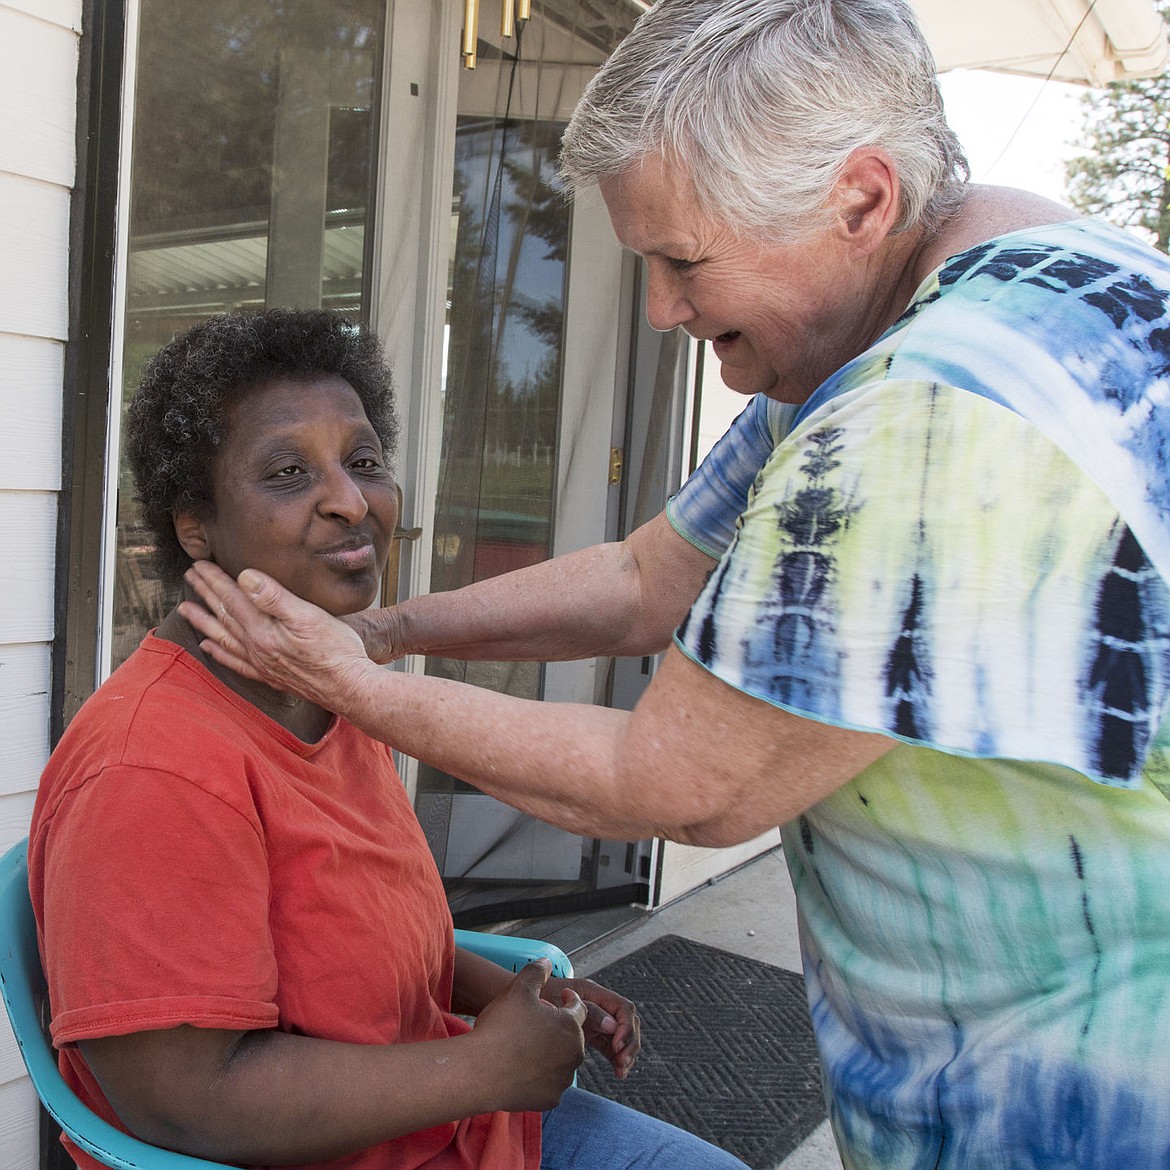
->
<box><xmin>1065</xmin><ymin>24</ymin><xmax>1170</xmax><ymax>253</ymax></box>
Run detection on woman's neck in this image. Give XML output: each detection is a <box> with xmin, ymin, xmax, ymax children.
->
<box><xmin>155</xmin><ymin>605</ymin><xmax>333</xmax><ymax>743</ymax></box>
<box><xmin>913</xmin><ymin>183</ymin><xmax>1078</xmax><ymax>287</ymax></box>
<box><xmin>859</xmin><ymin>184</ymin><xmax>1079</xmax><ymax>353</ymax></box>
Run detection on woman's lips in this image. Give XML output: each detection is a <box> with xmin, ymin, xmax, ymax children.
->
<box><xmin>319</xmin><ymin>539</ymin><xmax>376</xmax><ymax>572</ymax></box>
<box><xmin>711</xmin><ymin>330</ymin><xmax>742</xmax><ymax>360</ymax></box>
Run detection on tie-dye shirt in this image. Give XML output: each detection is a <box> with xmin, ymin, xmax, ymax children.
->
<box><xmin>668</xmin><ymin>219</ymin><xmax>1170</xmax><ymax>1169</ymax></box>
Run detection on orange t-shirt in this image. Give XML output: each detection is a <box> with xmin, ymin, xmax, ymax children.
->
<box><xmin>28</xmin><ymin>634</ymin><xmax>538</xmax><ymax>1170</ymax></box>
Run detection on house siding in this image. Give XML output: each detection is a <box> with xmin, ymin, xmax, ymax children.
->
<box><xmin>0</xmin><ymin>1</ymin><xmax>83</xmax><ymax>1166</ymax></box>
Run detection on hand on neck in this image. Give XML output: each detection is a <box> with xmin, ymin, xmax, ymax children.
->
<box><xmin>155</xmin><ymin>601</ymin><xmax>332</xmax><ymax>743</ymax></box>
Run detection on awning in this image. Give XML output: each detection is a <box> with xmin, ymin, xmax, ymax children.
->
<box><xmin>914</xmin><ymin>0</ymin><xmax>1168</xmax><ymax>83</ymax></box>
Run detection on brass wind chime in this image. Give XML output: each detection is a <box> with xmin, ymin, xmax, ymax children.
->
<box><xmin>462</xmin><ymin>0</ymin><xmax>532</xmax><ymax>68</ymax></box>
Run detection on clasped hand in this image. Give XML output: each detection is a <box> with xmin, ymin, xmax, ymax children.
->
<box><xmin>471</xmin><ymin>960</ymin><xmax>641</xmax><ymax>1113</ymax></box>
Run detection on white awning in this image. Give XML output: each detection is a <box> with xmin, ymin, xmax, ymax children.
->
<box><xmin>914</xmin><ymin>0</ymin><xmax>1168</xmax><ymax>83</ymax></box>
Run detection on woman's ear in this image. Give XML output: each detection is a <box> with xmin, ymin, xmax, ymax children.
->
<box><xmin>173</xmin><ymin>510</ymin><xmax>213</xmax><ymax>562</ymax></box>
<box><xmin>832</xmin><ymin>148</ymin><xmax>901</xmax><ymax>254</ymax></box>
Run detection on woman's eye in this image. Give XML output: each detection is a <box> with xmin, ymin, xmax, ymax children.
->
<box><xmin>351</xmin><ymin>452</ymin><xmax>386</xmax><ymax>472</ymax></box>
<box><xmin>271</xmin><ymin>464</ymin><xmax>304</xmax><ymax>478</ymax></box>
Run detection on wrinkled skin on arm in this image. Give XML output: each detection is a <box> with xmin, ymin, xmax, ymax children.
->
<box><xmin>345</xmin><ymin>512</ymin><xmax>715</xmax><ymax>664</ymax></box>
<box><xmin>180</xmin><ymin>558</ymin><xmax>893</xmax><ymax>849</ymax></box>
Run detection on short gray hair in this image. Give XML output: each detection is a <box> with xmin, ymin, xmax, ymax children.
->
<box><xmin>559</xmin><ymin>0</ymin><xmax>969</xmax><ymax>241</ymax></box>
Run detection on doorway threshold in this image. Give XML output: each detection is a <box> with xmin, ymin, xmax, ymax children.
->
<box><xmin>504</xmin><ymin>903</ymin><xmax>649</xmax><ymax>957</ymax></box>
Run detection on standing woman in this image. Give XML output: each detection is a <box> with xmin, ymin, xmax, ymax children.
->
<box><xmin>184</xmin><ymin>3</ymin><xmax>1170</xmax><ymax>1166</ymax></box>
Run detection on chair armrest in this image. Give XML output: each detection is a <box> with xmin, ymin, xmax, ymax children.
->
<box><xmin>453</xmin><ymin>928</ymin><xmax>573</xmax><ymax>978</ymax></box>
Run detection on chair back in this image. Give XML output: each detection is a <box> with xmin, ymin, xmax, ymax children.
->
<box><xmin>0</xmin><ymin>839</ymin><xmax>232</xmax><ymax>1169</ymax></box>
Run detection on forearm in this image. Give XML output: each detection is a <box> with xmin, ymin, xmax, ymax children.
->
<box><xmin>362</xmin><ymin>513</ymin><xmax>715</xmax><ymax>664</ymax></box>
<box><xmin>89</xmin><ymin>1027</ymin><xmax>501</xmax><ymax>1166</ymax></box>
<box><xmin>335</xmin><ymin>667</ymin><xmax>679</xmax><ymax>841</ymax></box>
<box><xmin>380</xmin><ymin>545</ymin><xmax>648</xmax><ymax>662</ymax></box>
<box><xmin>181</xmin><ymin>560</ymin><xmax>889</xmax><ymax>846</ymax></box>
<box><xmin>328</xmin><ymin>647</ymin><xmax>891</xmax><ymax>848</ymax></box>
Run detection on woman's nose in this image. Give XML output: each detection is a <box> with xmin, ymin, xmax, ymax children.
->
<box><xmin>644</xmin><ymin>267</ymin><xmax>696</xmax><ymax>333</ymax></box>
<box><xmin>319</xmin><ymin>467</ymin><xmax>369</xmax><ymax>523</ymax></box>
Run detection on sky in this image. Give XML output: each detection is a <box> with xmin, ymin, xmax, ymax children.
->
<box><xmin>938</xmin><ymin>69</ymin><xmax>1087</xmax><ymax>202</ymax></box>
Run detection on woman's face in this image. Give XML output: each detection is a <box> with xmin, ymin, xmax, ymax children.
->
<box><xmin>600</xmin><ymin>158</ymin><xmax>865</xmax><ymax>404</ymax></box>
<box><xmin>191</xmin><ymin>374</ymin><xmax>397</xmax><ymax>618</ymax></box>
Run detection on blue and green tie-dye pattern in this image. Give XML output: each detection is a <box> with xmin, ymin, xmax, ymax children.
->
<box><xmin>794</xmin><ymin>747</ymin><xmax>1170</xmax><ymax>1168</ymax></box>
<box><xmin>667</xmin><ymin>220</ymin><xmax>1170</xmax><ymax>1167</ymax></box>
<box><xmin>680</xmin><ymin>383</ymin><xmax>1170</xmax><ymax>786</ymax></box>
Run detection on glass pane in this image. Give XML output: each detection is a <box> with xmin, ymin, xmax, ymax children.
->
<box><xmin>110</xmin><ymin>0</ymin><xmax>384</xmax><ymax>669</ymax></box>
<box><xmin>429</xmin><ymin>112</ymin><xmax>568</xmax><ymax>692</ymax></box>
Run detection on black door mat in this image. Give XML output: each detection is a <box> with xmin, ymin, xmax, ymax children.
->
<box><xmin>575</xmin><ymin>934</ymin><xmax>827</xmax><ymax>1169</ymax></box>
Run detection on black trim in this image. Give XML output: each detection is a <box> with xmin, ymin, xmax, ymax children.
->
<box><xmin>451</xmin><ymin>883</ymin><xmax>647</xmax><ymax>930</ymax></box>
<box><xmin>52</xmin><ymin>0</ymin><xmax>127</xmax><ymax>744</ymax></box>
<box><xmin>43</xmin><ymin>1</ymin><xmax>126</xmax><ymax>1165</ymax></box>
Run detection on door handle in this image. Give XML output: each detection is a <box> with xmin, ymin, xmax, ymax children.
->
<box><xmin>383</xmin><ymin>485</ymin><xmax>422</xmax><ymax>605</ymax></box>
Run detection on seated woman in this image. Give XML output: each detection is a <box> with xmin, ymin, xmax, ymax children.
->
<box><xmin>28</xmin><ymin>310</ymin><xmax>747</xmax><ymax>1170</ymax></box>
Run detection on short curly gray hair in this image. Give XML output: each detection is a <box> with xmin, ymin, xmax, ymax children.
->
<box><xmin>126</xmin><ymin>309</ymin><xmax>398</xmax><ymax>585</ymax></box>
<box><xmin>559</xmin><ymin>0</ymin><xmax>969</xmax><ymax>242</ymax></box>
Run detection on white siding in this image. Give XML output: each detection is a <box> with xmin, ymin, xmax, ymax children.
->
<box><xmin>0</xmin><ymin>10</ymin><xmax>80</xmax><ymax>186</ymax></box>
<box><xmin>0</xmin><ymin>646</ymin><xmax>54</xmax><ymax>792</ymax></box>
<box><xmin>0</xmin><ymin>0</ymin><xmax>80</xmax><ymax>1158</ymax></box>
<box><xmin>0</xmin><ymin>494</ymin><xmax>60</xmax><ymax>645</ymax></box>
<box><xmin>0</xmin><ymin>1078</ymin><xmax>39</xmax><ymax>1170</ymax></box>
<box><xmin>0</xmin><ymin>175</ymin><xmax>72</xmax><ymax>342</ymax></box>
<box><xmin>0</xmin><ymin>336</ymin><xmax>65</xmax><ymax>492</ymax></box>
<box><xmin>1</xmin><ymin>0</ymin><xmax>81</xmax><ymax>32</ymax></box>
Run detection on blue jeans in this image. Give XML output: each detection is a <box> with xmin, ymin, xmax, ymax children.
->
<box><xmin>541</xmin><ymin>1086</ymin><xmax>749</xmax><ymax>1169</ymax></box>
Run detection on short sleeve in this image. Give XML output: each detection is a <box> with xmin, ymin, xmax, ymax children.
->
<box><xmin>42</xmin><ymin>766</ymin><xmax>280</xmax><ymax>1045</ymax></box>
<box><xmin>676</xmin><ymin>380</ymin><xmax>1170</xmax><ymax>787</ymax></box>
<box><xmin>667</xmin><ymin>394</ymin><xmax>800</xmax><ymax>558</ymax></box>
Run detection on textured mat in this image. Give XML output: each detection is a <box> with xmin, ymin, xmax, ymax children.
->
<box><xmin>576</xmin><ymin>934</ymin><xmax>826</xmax><ymax>1169</ymax></box>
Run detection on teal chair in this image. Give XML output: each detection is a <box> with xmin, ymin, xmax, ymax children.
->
<box><xmin>0</xmin><ymin>837</ymin><xmax>571</xmax><ymax>1170</ymax></box>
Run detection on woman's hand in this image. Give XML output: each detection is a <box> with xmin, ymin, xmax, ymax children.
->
<box><xmin>543</xmin><ymin>976</ymin><xmax>641</xmax><ymax>1079</ymax></box>
<box><xmin>179</xmin><ymin>562</ymin><xmax>376</xmax><ymax>712</ymax></box>
<box><xmin>470</xmin><ymin>960</ymin><xmax>588</xmax><ymax>1111</ymax></box>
